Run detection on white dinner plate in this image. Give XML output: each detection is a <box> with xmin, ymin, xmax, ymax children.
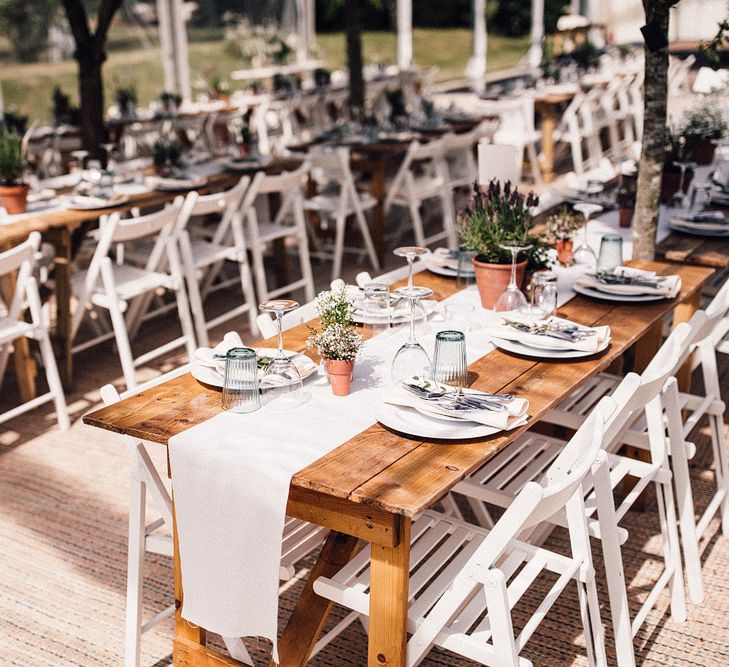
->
<box><xmin>146</xmin><ymin>175</ymin><xmax>207</xmax><ymax>191</ymax></box>
<box><xmin>424</xmin><ymin>261</ymin><xmax>475</xmax><ymax>278</ymax></box>
<box><xmin>668</xmin><ymin>221</ymin><xmax>729</xmax><ymax>237</ymax></box>
<box><xmin>351</xmin><ymin>299</ymin><xmax>437</xmax><ymax>325</ymax></box>
<box><xmin>377</xmin><ymin>402</ymin><xmax>499</xmax><ymax>440</ymax></box>
<box><xmin>64</xmin><ymin>195</ymin><xmax>129</xmax><ymax>210</ymax></box>
<box><xmin>572</xmin><ymin>283</ymin><xmax>669</xmax><ymax>303</ymax></box>
<box><xmin>194</xmin><ymin>346</ymin><xmax>300</xmax><ymax>370</ymax></box>
<box><xmin>490</xmin><ymin>335</ymin><xmax>611</xmax><ymax>359</ymax></box>
<box><xmin>222</xmin><ymin>157</ymin><xmax>271</xmax><ymax>171</ymax></box>
<box><xmin>191</xmin><ymin>353</ymin><xmax>317</xmax><ymax>389</ymax></box>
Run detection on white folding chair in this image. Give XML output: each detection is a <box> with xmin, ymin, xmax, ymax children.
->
<box><xmin>553</xmin><ymin>90</ymin><xmax>604</xmax><ymax>175</ymax></box>
<box><xmin>71</xmin><ymin>205</ymin><xmax>197</xmax><ymax>390</ymax></box>
<box><xmin>477</xmin><ymin>141</ymin><xmax>521</xmax><ymax>185</ymax></box>
<box><xmin>478</xmin><ymin>96</ymin><xmax>543</xmax><ymax>187</ymax></box>
<box><xmin>314</xmin><ymin>402</ymin><xmax>614</xmax><ymax>667</ymax></box>
<box><xmin>255</xmin><ymin>299</ymin><xmax>319</xmax><ymax>340</ymax></box>
<box><xmin>99</xmin><ymin>371</ymin><xmax>328</xmax><ymax>667</ymax></box>
<box><xmin>176</xmin><ymin>178</ymin><xmax>258</xmax><ymax>347</ymax></box>
<box><xmin>241</xmin><ymin>163</ymin><xmax>316</xmax><ymax>304</ymax></box>
<box><xmin>304</xmin><ymin>146</ymin><xmax>380</xmax><ymax>280</ymax></box>
<box><xmin>0</xmin><ymin>232</ymin><xmax>69</xmax><ymax>430</ymax></box>
<box><xmin>385</xmin><ymin>137</ymin><xmax>458</xmax><ymax>249</ymax></box>
<box><xmin>452</xmin><ymin>322</ymin><xmax>705</xmax><ymax>667</ymax></box>
<box><xmin>442</xmin><ymin>129</ymin><xmax>479</xmax><ymax>191</ymax></box>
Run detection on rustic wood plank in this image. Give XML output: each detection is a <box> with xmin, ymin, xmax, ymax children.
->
<box><xmin>271</xmin><ymin>531</ymin><xmax>361</xmax><ymax>667</ymax></box>
<box><xmin>367</xmin><ymin>515</ymin><xmax>411</xmax><ymax>667</ymax></box>
<box><xmin>656</xmin><ymin>233</ymin><xmax>729</xmax><ymax>270</ymax></box>
<box><xmin>287</xmin><ymin>485</ymin><xmax>399</xmax><ymax>546</ymax></box>
<box><xmin>173</xmin><ymin>637</ymin><xmax>243</xmax><ymax>666</ymax></box>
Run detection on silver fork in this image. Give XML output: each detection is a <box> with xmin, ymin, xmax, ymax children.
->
<box><xmin>403</xmin><ymin>384</ymin><xmax>508</xmax><ymax>412</ymax></box>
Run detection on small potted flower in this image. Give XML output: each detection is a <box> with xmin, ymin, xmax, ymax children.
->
<box><xmin>681</xmin><ymin>103</ymin><xmax>727</xmax><ymax>165</ymax></box>
<box><xmin>0</xmin><ymin>127</ymin><xmax>28</xmax><ymax>215</ymax></box>
<box><xmin>616</xmin><ymin>163</ymin><xmax>637</xmax><ymax>228</ymax></box>
<box><xmin>159</xmin><ymin>90</ymin><xmax>181</xmax><ymax>114</ymax></box>
<box><xmin>545</xmin><ymin>207</ymin><xmax>582</xmax><ymax>265</ymax></box>
<box><xmin>307</xmin><ymin>287</ymin><xmax>364</xmax><ymax>396</ymax></box>
<box><xmin>457</xmin><ymin>180</ymin><xmax>548</xmax><ymax>308</ymax></box>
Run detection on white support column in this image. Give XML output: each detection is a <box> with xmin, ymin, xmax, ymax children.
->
<box><xmin>466</xmin><ymin>0</ymin><xmax>487</xmax><ymax>91</ymax></box>
<box><xmin>527</xmin><ymin>0</ymin><xmax>545</xmax><ymax>70</ymax></box>
<box><xmin>170</xmin><ymin>0</ymin><xmax>192</xmax><ymax>103</ymax></box>
<box><xmin>306</xmin><ymin>0</ymin><xmax>317</xmax><ymax>60</ymax></box>
<box><xmin>156</xmin><ymin>0</ymin><xmax>177</xmax><ymax>95</ymax></box>
<box><xmin>396</xmin><ymin>0</ymin><xmax>413</xmax><ymax>71</ymax></box>
<box><xmin>156</xmin><ymin>0</ymin><xmax>191</xmax><ymax>103</ymax></box>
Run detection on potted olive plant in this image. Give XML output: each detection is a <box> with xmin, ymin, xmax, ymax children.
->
<box><xmin>0</xmin><ymin>127</ymin><xmax>28</xmax><ymax>215</ymax></box>
<box><xmin>681</xmin><ymin>104</ymin><xmax>727</xmax><ymax>165</ymax></box>
<box><xmin>457</xmin><ymin>180</ymin><xmax>549</xmax><ymax>308</ymax></box>
<box><xmin>545</xmin><ymin>207</ymin><xmax>582</xmax><ymax>266</ymax></box>
<box><xmin>307</xmin><ymin>287</ymin><xmax>364</xmax><ymax>396</ymax></box>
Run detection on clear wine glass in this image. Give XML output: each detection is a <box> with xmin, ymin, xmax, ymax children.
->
<box><xmin>493</xmin><ymin>243</ymin><xmax>530</xmax><ymax>312</ymax></box>
<box><xmin>672</xmin><ymin>161</ymin><xmax>697</xmax><ymax>209</ymax></box>
<box><xmin>393</xmin><ymin>245</ymin><xmax>430</xmax><ymax>289</ymax></box>
<box><xmin>391</xmin><ymin>284</ymin><xmax>433</xmax><ymax>384</ymax></box>
<box><xmin>258</xmin><ymin>299</ymin><xmax>306</xmax><ymax>410</ymax></box>
<box><xmin>102</xmin><ymin>142</ymin><xmax>117</xmax><ymax>172</ymax></box>
<box><xmin>572</xmin><ymin>203</ymin><xmax>603</xmax><ymax>273</ymax></box>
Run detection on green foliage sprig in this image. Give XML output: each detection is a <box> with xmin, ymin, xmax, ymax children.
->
<box><xmin>0</xmin><ymin>127</ymin><xmax>25</xmax><ymax>185</ymax></box>
<box><xmin>681</xmin><ymin>103</ymin><xmax>727</xmax><ymax>142</ymax></box>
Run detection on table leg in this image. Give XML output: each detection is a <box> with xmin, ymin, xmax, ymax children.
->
<box><xmin>539</xmin><ymin>105</ymin><xmax>557</xmax><ymax>184</ymax></box>
<box><xmin>672</xmin><ymin>289</ymin><xmax>701</xmax><ymax>392</ymax></box>
<box><xmin>272</xmin><ymin>531</ymin><xmax>360</xmax><ymax>666</ymax></box>
<box><xmin>633</xmin><ymin>319</ymin><xmax>664</xmax><ymax>374</ymax></box>
<box><xmin>51</xmin><ymin>228</ymin><xmax>74</xmax><ymax>388</ymax></box>
<box><xmin>370</xmin><ymin>158</ymin><xmax>386</xmax><ymax>264</ymax></box>
<box><xmin>0</xmin><ymin>268</ymin><xmax>36</xmax><ymax>402</ymax></box>
<box><xmin>368</xmin><ymin>515</ymin><xmax>411</xmax><ymax>667</ymax></box>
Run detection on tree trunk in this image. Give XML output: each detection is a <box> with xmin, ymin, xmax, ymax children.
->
<box><xmin>76</xmin><ymin>46</ymin><xmax>107</xmax><ymax>159</ymax></box>
<box><xmin>345</xmin><ymin>0</ymin><xmax>365</xmax><ymax>113</ymax></box>
<box><xmin>632</xmin><ymin>1</ymin><xmax>673</xmax><ymax>260</ymax></box>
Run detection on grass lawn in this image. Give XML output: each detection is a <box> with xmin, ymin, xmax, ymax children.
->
<box><xmin>0</xmin><ymin>26</ymin><xmax>529</xmax><ymax>124</ymax></box>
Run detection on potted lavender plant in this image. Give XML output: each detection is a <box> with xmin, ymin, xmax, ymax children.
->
<box><xmin>457</xmin><ymin>180</ymin><xmax>547</xmax><ymax>308</ymax></box>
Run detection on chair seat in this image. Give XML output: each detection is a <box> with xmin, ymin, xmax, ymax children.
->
<box><xmin>391</xmin><ymin>176</ymin><xmax>446</xmax><ymax>205</ymax></box>
<box><xmin>303</xmin><ymin>191</ymin><xmax>377</xmax><ymax>215</ymax></box>
<box><xmin>254</xmin><ymin>221</ymin><xmax>301</xmax><ymax>243</ymax></box>
<box><xmin>73</xmin><ymin>264</ymin><xmax>175</xmax><ymax>305</ymax></box>
<box><xmin>189</xmin><ymin>238</ymin><xmax>239</xmax><ymax>269</ymax></box>
<box><xmin>314</xmin><ymin>509</ymin><xmax>583</xmax><ymax>665</ymax></box>
<box><xmin>0</xmin><ymin>316</ymin><xmax>37</xmax><ymax>344</ymax></box>
<box><xmin>453</xmin><ymin>429</ymin><xmax>660</xmax><ymax>536</ymax></box>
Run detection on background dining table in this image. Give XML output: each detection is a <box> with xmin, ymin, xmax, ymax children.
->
<box><xmin>83</xmin><ymin>259</ymin><xmax>713</xmax><ymax>667</ymax></box>
<box><xmin>0</xmin><ymin>156</ymin><xmax>303</xmax><ymax>398</ymax></box>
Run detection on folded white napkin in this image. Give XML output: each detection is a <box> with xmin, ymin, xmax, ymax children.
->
<box><xmin>576</xmin><ymin>269</ymin><xmax>681</xmax><ymax>297</ymax></box>
<box><xmin>194</xmin><ymin>332</ymin><xmax>245</xmax><ymax>369</ymax></box>
<box><xmin>426</xmin><ymin>247</ymin><xmax>460</xmax><ymax>271</ymax></box>
<box><xmin>383</xmin><ymin>382</ymin><xmax>529</xmax><ymax>430</ymax></box>
<box><xmin>481</xmin><ymin>315</ymin><xmax>610</xmax><ymax>353</ymax></box>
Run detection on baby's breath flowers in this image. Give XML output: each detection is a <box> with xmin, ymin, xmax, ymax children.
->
<box><xmin>307</xmin><ymin>323</ymin><xmax>364</xmax><ymax>361</ymax></box>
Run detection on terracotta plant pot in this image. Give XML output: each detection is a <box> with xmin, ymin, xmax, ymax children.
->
<box><xmin>554</xmin><ymin>239</ymin><xmax>574</xmax><ymax>266</ymax></box>
<box><xmin>472</xmin><ymin>257</ymin><xmax>527</xmax><ymax>309</ymax></box>
<box><xmin>324</xmin><ymin>358</ymin><xmax>355</xmax><ymax>396</ymax></box>
<box><xmin>619</xmin><ymin>207</ymin><xmax>634</xmax><ymax>228</ymax></box>
<box><xmin>0</xmin><ymin>184</ymin><xmax>29</xmax><ymax>215</ymax></box>
<box><xmin>688</xmin><ymin>139</ymin><xmax>716</xmax><ymax>166</ymax></box>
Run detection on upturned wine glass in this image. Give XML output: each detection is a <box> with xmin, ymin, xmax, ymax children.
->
<box><xmin>493</xmin><ymin>243</ymin><xmax>530</xmax><ymax>313</ymax></box>
<box><xmin>572</xmin><ymin>203</ymin><xmax>603</xmax><ymax>272</ymax></box>
<box><xmin>391</xmin><ymin>246</ymin><xmax>433</xmax><ymax>383</ymax></box>
<box><xmin>258</xmin><ymin>299</ymin><xmax>306</xmax><ymax>410</ymax></box>
<box><xmin>671</xmin><ymin>161</ymin><xmax>696</xmax><ymax>209</ymax></box>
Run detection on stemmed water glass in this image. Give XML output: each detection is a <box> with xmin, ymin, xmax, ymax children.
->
<box><xmin>572</xmin><ymin>203</ymin><xmax>603</xmax><ymax>272</ymax></box>
<box><xmin>258</xmin><ymin>299</ymin><xmax>306</xmax><ymax>410</ymax></box>
<box><xmin>671</xmin><ymin>161</ymin><xmax>697</xmax><ymax>209</ymax></box>
<box><xmin>493</xmin><ymin>243</ymin><xmax>530</xmax><ymax>313</ymax></box>
<box><xmin>391</xmin><ymin>246</ymin><xmax>433</xmax><ymax>384</ymax></box>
